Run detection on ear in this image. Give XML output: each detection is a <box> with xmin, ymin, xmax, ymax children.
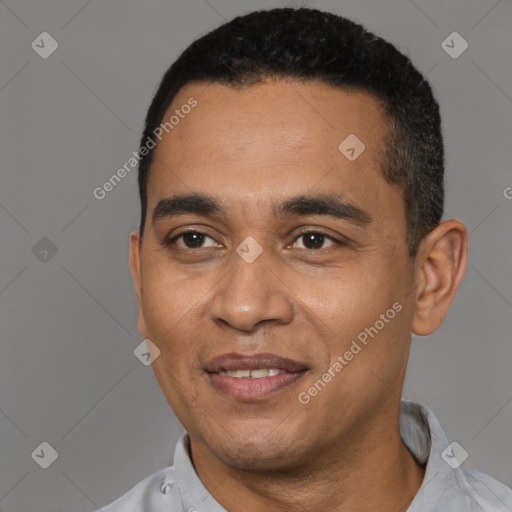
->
<box><xmin>412</xmin><ymin>219</ymin><xmax>468</xmax><ymax>336</ymax></box>
<box><xmin>129</xmin><ymin>230</ymin><xmax>149</xmax><ymax>339</ymax></box>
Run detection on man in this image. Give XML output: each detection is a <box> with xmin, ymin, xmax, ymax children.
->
<box><xmin>102</xmin><ymin>7</ymin><xmax>512</xmax><ymax>511</ymax></box>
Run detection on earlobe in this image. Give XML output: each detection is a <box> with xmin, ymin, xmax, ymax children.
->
<box><xmin>412</xmin><ymin>220</ymin><xmax>468</xmax><ymax>336</ymax></box>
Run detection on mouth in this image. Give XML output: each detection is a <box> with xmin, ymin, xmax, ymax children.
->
<box><xmin>204</xmin><ymin>352</ymin><xmax>308</xmax><ymax>400</ymax></box>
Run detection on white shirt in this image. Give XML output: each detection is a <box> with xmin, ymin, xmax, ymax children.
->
<box><xmin>98</xmin><ymin>400</ymin><xmax>512</xmax><ymax>511</ymax></box>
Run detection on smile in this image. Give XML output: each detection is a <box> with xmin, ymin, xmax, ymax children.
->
<box><xmin>220</xmin><ymin>368</ymin><xmax>281</xmax><ymax>378</ymax></box>
<box><xmin>205</xmin><ymin>352</ymin><xmax>308</xmax><ymax>400</ymax></box>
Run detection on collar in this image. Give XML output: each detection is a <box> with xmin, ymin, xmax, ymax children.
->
<box><xmin>166</xmin><ymin>400</ymin><xmax>509</xmax><ymax>511</ymax></box>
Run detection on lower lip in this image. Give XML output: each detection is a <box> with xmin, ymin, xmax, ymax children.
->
<box><xmin>207</xmin><ymin>371</ymin><xmax>306</xmax><ymax>400</ymax></box>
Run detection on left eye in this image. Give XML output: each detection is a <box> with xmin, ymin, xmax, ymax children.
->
<box><xmin>291</xmin><ymin>231</ymin><xmax>339</xmax><ymax>250</ymax></box>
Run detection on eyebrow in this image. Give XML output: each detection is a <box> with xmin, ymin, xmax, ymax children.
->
<box><xmin>276</xmin><ymin>194</ymin><xmax>372</xmax><ymax>227</ymax></box>
<box><xmin>152</xmin><ymin>193</ymin><xmax>372</xmax><ymax>228</ymax></box>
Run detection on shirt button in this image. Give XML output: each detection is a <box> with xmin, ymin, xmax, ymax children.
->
<box><xmin>160</xmin><ymin>481</ymin><xmax>173</xmax><ymax>495</ymax></box>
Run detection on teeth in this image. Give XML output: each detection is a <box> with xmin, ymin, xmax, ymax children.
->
<box><xmin>226</xmin><ymin>370</ymin><xmax>251</xmax><ymax>378</ymax></box>
<box><xmin>250</xmin><ymin>369</ymin><xmax>270</xmax><ymax>378</ymax></box>
<box><xmin>223</xmin><ymin>368</ymin><xmax>281</xmax><ymax>379</ymax></box>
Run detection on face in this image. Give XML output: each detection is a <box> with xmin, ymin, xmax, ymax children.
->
<box><xmin>130</xmin><ymin>80</ymin><xmax>420</xmax><ymax>471</ymax></box>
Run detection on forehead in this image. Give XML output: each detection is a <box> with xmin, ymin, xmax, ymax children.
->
<box><xmin>147</xmin><ymin>80</ymin><xmax>400</xmax><ymax>227</ymax></box>
<box><xmin>155</xmin><ymin>79</ymin><xmax>386</xmax><ymax>165</ymax></box>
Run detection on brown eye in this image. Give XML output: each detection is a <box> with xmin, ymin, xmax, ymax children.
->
<box><xmin>181</xmin><ymin>232</ymin><xmax>206</xmax><ymax>248</ymax></box>
<box><xmin>301</xmin><ymin>232</ymin><xmax>326</xmax><ymax>250</ymax></box>
<box><xmin>165</xmin><ymin>231</ymin><xmax>218</xmax><ymax>249</ymax></box>
<box><xmin>293</xmin><ymin>230</ymin><xmax>340</xmax><ymax>250</ymax></box>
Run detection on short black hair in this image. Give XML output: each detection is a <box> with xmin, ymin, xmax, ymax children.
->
<box><xmin>137</xmin><ymin>7</ymin><xmax>444</xmax><ymax>258</ymax></box>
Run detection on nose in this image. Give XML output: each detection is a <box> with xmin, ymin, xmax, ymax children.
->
<box><xmin>209</xmin><ymin>246</ymin><xmax>294</xmax><ymax>332</ymax></box>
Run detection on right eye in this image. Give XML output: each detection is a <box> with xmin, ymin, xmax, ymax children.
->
<box><xmin>164</xmin><ymin>230</ymin><xmax>220</xmax><ymax>249</ymax></box>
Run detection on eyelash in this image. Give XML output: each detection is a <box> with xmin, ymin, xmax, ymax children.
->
<box><xmin>164</xmin><ymin>228</ymin><xmax>346</xmax><ymax>251</ymax></box>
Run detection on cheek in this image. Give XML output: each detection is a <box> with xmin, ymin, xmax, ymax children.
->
<box><xmin>305</xmin><ymin>258</ymin><xmax>409</xmax><ymax>375</ymax></box>
<box><xmin>140</xmin><ymin>267</ymin><xmax>204</xmax><ymax>359</ymax></box>
<box><xmin>140</xmin><ymin>271</ymin><xmax>207</xmax><ymax>414</ymax></box>
<box><xmin>302</xmin><ymin>263</ymin><xmax>394</xmax><ymax>333</ymax></box>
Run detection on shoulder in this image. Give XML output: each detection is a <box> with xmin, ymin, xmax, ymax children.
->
<box><xmin>400</xmin><ymin>400</ymin><xmax>512</xmax><ymax>511</ymax></box>
<box><xmin>461</xmin><ymin>464</ymin><xmax>512</xmax><ymax>511</ymax></box>
<box><xmin>100</xmin><ymin>466</ymin><xmax>184</xmax><ymax>512</ymax></box>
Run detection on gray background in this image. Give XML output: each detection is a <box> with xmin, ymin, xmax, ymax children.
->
<box><xmin>0</xmin><ymin>0</ymin><xmax>511</xmax><ymax>510</ymax></box>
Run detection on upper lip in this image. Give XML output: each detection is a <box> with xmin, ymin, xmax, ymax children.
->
<box><xmin>205</xmin><ymin>352</ymin><xmax>308</xmax><ymax>373</ymax></box>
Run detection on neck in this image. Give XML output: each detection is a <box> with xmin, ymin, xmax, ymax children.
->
<box><xmin>189</xmin><ymin>412</ymin><xmax>426</xmax><ymax>512</ymax></box>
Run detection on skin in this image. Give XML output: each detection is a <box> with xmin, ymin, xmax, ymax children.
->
<box><xmin>129</xmin><ymin>79</ymin><xmax>468</xmax><ymax>511</ymax></box>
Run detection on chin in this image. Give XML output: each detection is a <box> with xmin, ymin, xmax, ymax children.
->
<box><xmin>215</xmin><ymin>442</ymin><xmax>301</xmax><ymax>472</ymax></box>
<box><xmin>200</xmin><ymin>421</ymin><xmax>309</xmax><ymax>472</ymax></box>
